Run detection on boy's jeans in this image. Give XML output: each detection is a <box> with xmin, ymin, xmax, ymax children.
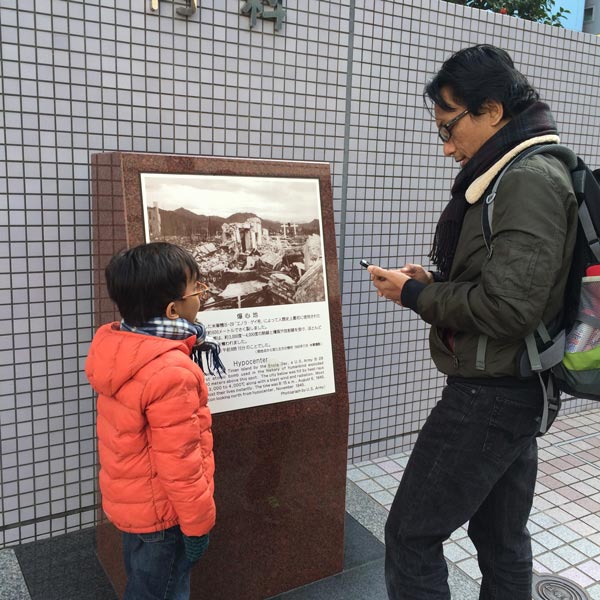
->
<box><xmin>122</xmin><ymin>525</ymin><xmax>193</xmax><ymax>600</ymax></box>
<box><xmin>385</xmin><ymin>379</ymin><xmax>543</xmax><ymax>600</ymax></box>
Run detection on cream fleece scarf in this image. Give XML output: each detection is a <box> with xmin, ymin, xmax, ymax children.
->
<box><xmin>465</xmin><ymin>134</ymin><xmax>560</xmax><ymax>204</ymax></box>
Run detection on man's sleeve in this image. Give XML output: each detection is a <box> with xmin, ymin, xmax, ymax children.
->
<box><xmin>414</xmin><ymin>163</ymin><xmax>572</xmax><ymax>340</ymax></box>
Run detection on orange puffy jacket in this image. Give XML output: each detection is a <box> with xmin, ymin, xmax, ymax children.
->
<box><xmin>85</xmin><ymin>322</ymin><xmax>215</xmax><ymax>536</ymax></box>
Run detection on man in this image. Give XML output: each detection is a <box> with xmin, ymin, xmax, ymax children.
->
<box><xmin>368</xmin><ymin>45</ymin><xmax>578</xmax><ymax>600</ymax></box>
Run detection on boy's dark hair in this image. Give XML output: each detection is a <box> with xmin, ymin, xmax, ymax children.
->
<box><xmin>105</xmin><ymin>242</ymin><xmax>200</xmax><ymax>326</ymax></box>
<box><xmin>424</xmin><ymin>44</ymin><xmax>539</xmax><ymax>118</ymax></box>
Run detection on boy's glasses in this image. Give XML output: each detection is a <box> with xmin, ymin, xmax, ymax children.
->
<box><xmin>438</xmin><ymin>109</ymin><xmax>469</xmax><ymax>142</ymax></box>
<box><xmin>176</xmin><ymin>281</ymin><xmax>209</xmax><ymax>301</ymax></box>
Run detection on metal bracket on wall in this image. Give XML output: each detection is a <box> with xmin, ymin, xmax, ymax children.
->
<box><xmin>149</xmin><ymin>0</ymin><xmax>198</xmax><ymax>17</ymax></box>
<box><xmin>241</xmin><ymin>0</ymin><xmax>286</xmax><ymax>32</ymax></box>
<box><xmin>176</xmin><ymin>0</ymin><xmax>197</xmax><ymax>17</ymax></box>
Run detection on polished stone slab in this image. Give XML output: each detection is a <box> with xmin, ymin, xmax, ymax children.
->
<box><xmin>12</xmin><ymin>529</ymin><xmax>117</xmax><ymax>600</ymax></box>
<box><xmin>272</xmin><ymin>558</ymin><xmax>388</xmax><ymax>600</ymax></box>
<box><xmin>6</xmin><ymin>513</ymin><xmax>386</xmax><ymax>600</ymax></box>
<box><xmin>0</xmin><ymin>549</ymin><xmax>31</xmax><ymax>600</ymax></box>
<box><xmin>91</xmin><ymin>152</ymin><xmax>350</xmax><ymax>599</ymax></box>
<box><xmin>97</xmin><ymin>403</ymin><xmax>350</xmax><ymax>599</ymax></box>
<box><xmin>345</xmin><ymin>480</ymin><xmax>481</xmax><ymax>600</ymax></box>
<box><xmin>268</xmin><ymin>513</ymin><xmax>385</xmax><ymax>600</ymax></box>
<box><xmin>342</xmin><ymin>513</ymin><xmax>386</xmax><ymax>571</ymax></box>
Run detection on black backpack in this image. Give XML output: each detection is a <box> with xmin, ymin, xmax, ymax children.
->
<box><xmin>482</xmin><ymin>144</ymin><xmax>600</xmax><ymax>433</ymax></box>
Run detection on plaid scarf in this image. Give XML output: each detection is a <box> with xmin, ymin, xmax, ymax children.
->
<box><xmin>429</xmin><ymin>101</ymin><xmax>559</xmax><ymax>279</ymax></box>
<box><xmin>120</xmin><ymin>317</ymin><xmax>226</xmax><ymax>377</ymax></box>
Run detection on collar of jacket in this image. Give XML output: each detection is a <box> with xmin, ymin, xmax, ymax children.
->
<box><xmin>465</xmin><ymin>134</ymin><xmax>560</xmax><ymax>205</ymax></box>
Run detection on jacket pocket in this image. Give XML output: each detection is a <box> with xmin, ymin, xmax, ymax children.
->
<box><xmin>485</xmin><ymin>235</ymin><xmax>541</xmax><ymax>300</ymax></box>
<box><xmin>432</xmin><ymin>326</ymin><xmax>455</xmax><ymax>357</ymax></box>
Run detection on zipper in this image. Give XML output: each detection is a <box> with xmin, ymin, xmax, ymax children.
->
<box><xmin>433</xmin><ymin>327</ymin><xmax>460</xmax><ymax>371</ymax></box>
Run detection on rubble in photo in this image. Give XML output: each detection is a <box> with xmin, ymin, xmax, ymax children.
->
<box><xmin>148</xmin><ymin>205</ymin><xmax>326</xmax><ymax>309</ymax></box>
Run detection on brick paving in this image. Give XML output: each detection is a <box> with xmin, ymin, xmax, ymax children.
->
<box><xmin>348</xmin><ymin>408</ymin><xmax>600</xmax><ymax>599</ymax></box>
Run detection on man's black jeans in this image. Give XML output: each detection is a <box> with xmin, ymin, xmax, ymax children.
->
<box><xmin>385</xmin><ymin>379</ymin><xmax>543</xmax><ymax>600</ymax></box>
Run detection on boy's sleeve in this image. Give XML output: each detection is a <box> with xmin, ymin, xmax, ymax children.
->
<box><xmin>143</xmin><ymin>365</ymin><xmax>216</xmax><ymax>537</ymax></box>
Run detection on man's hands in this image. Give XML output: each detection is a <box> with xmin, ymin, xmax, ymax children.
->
<box><xmin>400</xmin><ymin>264</ymin><xmax>434</xmax><ymax>285</ymax></box>
<box><xmin>367</xmin><ymin>265</ymin><xmax>409</xmax><ymax>304</ymax></box>
<box><xmin>367</xmin><ymin>263</ymin><xmax>432</xmax><ymax>305</ymax></box>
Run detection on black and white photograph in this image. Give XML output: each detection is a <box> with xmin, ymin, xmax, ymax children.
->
<box><xmin>141</xmin><ymin>173</ymin><xmax>328</xmax><ymax>310</ymax></box>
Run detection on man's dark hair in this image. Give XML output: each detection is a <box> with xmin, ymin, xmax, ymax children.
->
<box><xmin>424</xmin><ymin>45</ymin><xmax>539</xmax><ymax>118</ymax></box>
<box><xmin>105</xmin><ymin>242</ymin><xmax>200</xmax><ymax>326</ymax></box>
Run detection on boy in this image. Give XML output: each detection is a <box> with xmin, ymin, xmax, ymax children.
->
<box><xmin>86</xmin><ymin>242</ymin><xmax>216</xmax><ymax>600</ymax></box>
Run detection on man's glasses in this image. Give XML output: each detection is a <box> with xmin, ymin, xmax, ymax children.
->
<box><xmin>176</xmin><ymin>281</ymin><xmax>209</xmax><ymax>301</ymax></box>
<box><xmin>438</xmin><ymin>109</ymin><xmax>469</xmax><ymax>143</ymax></box>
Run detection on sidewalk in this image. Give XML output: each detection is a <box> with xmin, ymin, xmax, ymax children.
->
<box><xmin>348</xmin><ymin>407</ymin><xmax>600</xmax><ymax>599</ymax></box>
<box><xmin>1</xmin><ymin>408</ymin><xmax>599</xmax><ymax>599</ymax></box>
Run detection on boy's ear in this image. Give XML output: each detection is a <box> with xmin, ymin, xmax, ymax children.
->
<box><xmin>164</xmin><ymin>301</ymin><xmax>180</xmax><ymax>320</ymax></box>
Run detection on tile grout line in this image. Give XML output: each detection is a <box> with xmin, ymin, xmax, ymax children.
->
<box><xmin>345</xmin><ymin>480</ymin><xmax>482</xmax><ymax>598</ymax></box>
<box><xmin>348</xmin><ymin>408</ymin><xmax>600</xmax><ymax>595</ymax></box>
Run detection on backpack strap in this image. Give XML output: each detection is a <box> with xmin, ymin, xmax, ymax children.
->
<box><xmin>538</xmin><ymin>372</ymin><xmax>561</xmax><ymax>435</ymax></box>
<box><xmin>572</xmin><ymin>159</ymin><xmax>600</xmax><ymax>261</ymax></box>
<box><xmin>478</xmin><ymin>144</ymin><xmax>578</xmax><ymax>434</ymax></box>
<box><xmin>580</xmin><ymin>203</ymin><xmax>600</xmax><ymax>262</ymax></box>
<box><xmin>525</xmin><ymin>332</ymin><xmax>543</xmax><ymax>373</ymax></box>
<box><xmin>481</xmin><ymin>143</ymin><xmax>563</xmax><ymax>254</ymax></box>
<box><xmin>525</xmin><ymin>323</ymin><xmax>562</xmax><ymax>435</ymax></box>
<box><xmin>478</xmin><ymin>144</ymin><xmax>576</xmax><ymax>371</ymax></box>
<box><xmin>524</xmin><ymin>322</ymin><xmax>553</xmax><ymax>374</ymax></box>
<box><xmin>521</xmin><ymin>323</ymin><xmax>565</xmax><ymax>435</ymax></box>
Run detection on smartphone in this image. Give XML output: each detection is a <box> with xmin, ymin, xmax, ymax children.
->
<box><xmin>361</xmin><ymin>259</ymin><xmax>386</xmax><ymax>281</ymax></box>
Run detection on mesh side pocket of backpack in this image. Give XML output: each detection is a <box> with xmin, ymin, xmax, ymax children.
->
<box><xmin>556</xmin><ymin>276</ymin><xmax>600</xmax><ymax>400</ymax></box>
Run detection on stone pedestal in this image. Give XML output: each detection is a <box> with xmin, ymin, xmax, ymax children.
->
<box><xmin>91</xmin><ymin>152</ymin><xmax>349</xmax><ymax>599</ymax></box>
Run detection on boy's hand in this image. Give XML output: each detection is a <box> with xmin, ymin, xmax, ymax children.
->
<box><xmin>183</xmin><ymin>533</ymin><xmax>210</xmax><ymax>563</ymax></box>
<box><xmin>367</xmin><ymin>265</ymin><xmax>410</xmax><ymax>305</ymax></box>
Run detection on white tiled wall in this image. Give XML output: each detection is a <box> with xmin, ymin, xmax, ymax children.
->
<box><xmin>1</xmin><ymin>0</ymin><xmax>599</xmax><ymax>546</ymax></box>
